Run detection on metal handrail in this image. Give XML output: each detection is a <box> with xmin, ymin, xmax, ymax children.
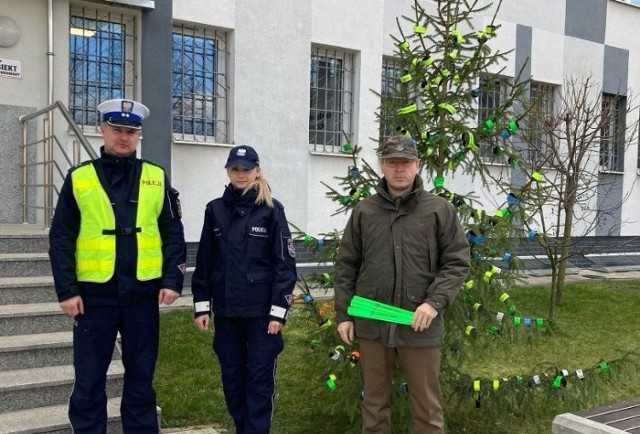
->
<box><xmin>18</xmin><ymin>100</ymin><xmax>97</xmax><ymax>228</ymax></box>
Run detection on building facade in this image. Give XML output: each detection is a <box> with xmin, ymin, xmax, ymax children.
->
<box><xmin>1</xmin><ymin>0</ymin><xmax>640</xmax><ymax>257</ymax></box>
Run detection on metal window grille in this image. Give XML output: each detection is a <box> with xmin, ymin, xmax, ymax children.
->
<box><xmin>600</xmin><ymin>93</ymin><xmax>625</xmax><ymax>172</ymax></box>
<box><xmin>309</xmin><ymin>47</ymin><xmax>354</xmax><ymax>153</ymax></box>
<box><xmin>172</xmin><ymin>26</ymin><xmax>229</xmax><ymax>143</ymax></box>
<box><xmin>69</xmin><ymin>6</ymin><xmax>136</xmax><ymax>132</ymax></box>
<box><xmin>528</xmin><ymin>83</ymin><xmax>556</xmax><ymax>164</ymax></box>
<box><xmin>380</xmin><ymin>58</ymin><xmax>403</xmax><ymax>141</ymax></box>
<box><xmin>477</xmin><ymin>77</ymin><xmax>509</xmax><ymax>158</ymax></box>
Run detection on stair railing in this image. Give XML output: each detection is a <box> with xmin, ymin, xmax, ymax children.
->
<box><xmin>18</xmin><ymin>101</ymin><xmax>97</xmax><ymax>229</ymax></box>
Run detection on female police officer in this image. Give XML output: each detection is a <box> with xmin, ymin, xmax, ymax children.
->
<box><xmin>192</xmin><ymin>145</ymin><xmax>297</xmax><ymax>434</ymax></box>
<box><xmin>49</xmin><ymin>98</ymin><xmax>186</xmax><ymax>433</ymax></box>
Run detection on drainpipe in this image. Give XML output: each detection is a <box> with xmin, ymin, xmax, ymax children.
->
<box><xmin>44</xmin><ymin>0</ymin><xmax>54</xmax><ymax>227</ymax></box>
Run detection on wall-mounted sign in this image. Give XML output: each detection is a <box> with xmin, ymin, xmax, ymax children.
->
<box><xmin>0</xmin><ymin>57</ymin><xmax>21</xmax><ymax>79</ymax></box>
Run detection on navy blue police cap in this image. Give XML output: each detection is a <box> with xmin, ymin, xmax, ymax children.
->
<box><xmin>225</xmin><ymin>145</ymin><xmax>260</xmax><ymax>169</ymax></box>
<box><xmin>97</xmin><ymin>98</ymin><xmax>150</xmax><ymax>130</ymax></box>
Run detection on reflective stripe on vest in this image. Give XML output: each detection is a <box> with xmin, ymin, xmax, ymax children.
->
<box><xmin>71</xmin><ymin>162</ymin><xmax>165</xmax><ymax>283</ymax></box>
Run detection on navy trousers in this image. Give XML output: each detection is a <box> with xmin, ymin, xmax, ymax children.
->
<box><xmin>213</xmin><ymin>316</ymin><xmax>284</xmax><ymax>434</ymax></box>
<box><xmin>69</xmin><ymin>298</ymin><xmax>160</xmax><ymax>433</ymax></box>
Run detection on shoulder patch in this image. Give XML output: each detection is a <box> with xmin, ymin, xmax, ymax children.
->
<box><xmin>287</xmin><ymin>238</ymin><xmax>296</xmax><ymax>258</ymax></box>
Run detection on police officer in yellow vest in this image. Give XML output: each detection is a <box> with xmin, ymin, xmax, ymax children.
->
<box><xmin>49</xmin><ymin>98</ymin><xmax>187</xmax><ymax>433</ymax></box>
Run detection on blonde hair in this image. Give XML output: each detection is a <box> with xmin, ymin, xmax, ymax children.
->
<box><xmin>243</xmin><ymin>170</ymin><xmax>274</xmax><ymax>208</ymax></box>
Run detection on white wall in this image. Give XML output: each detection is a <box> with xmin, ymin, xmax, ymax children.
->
<box><xmin>0</xmin><ymin>0</ymin><xmax>50</xmax><ymax>109</ymax></box>
<box><xmin>4</xmin><ymin>0</ymin><xmax>640</xmax><ymax>241</ymax></box>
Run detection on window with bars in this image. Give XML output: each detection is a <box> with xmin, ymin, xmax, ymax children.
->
<box><xmin>69</xmin><ymin>6</ymin><xmax>136</xmax><ymax>131</ymax></box>
<box><xmin>379</xmin><ymin>58</ymin><xmax>403</xmax><ymax>141</ymax></box>
<box><xmin>309</xmin><ymin>47</ymin><xmax>354</xmax><ymax>153</ymax></box>
<box><xmin>600</xmin><ymin>93</ymin><xmax>626</xmax><ymax>172</ymax></box>
<box><xmin>477</xmin><ymin>77</ymin><xmax>509</xmax><ymax>158</ymax></box>
<box><xmin>172</xmin><ymin>26</ymin><xmax>229</xmax><ymax>143</ymax></box>
<box><xmin>527</xmin><ymin>82</ymin><xmax>556</xmax><ymax>164</ymax></box>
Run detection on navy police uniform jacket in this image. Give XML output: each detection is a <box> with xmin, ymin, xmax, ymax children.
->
<box><xmin>49</xmin><ymin>147</ymin><xmax>187</xmax><ymax>305</ymax></box>
<box><xmin>191</xmin><ymin>185</ymin><xmax>297</xmax><ymax>322</ymax></box>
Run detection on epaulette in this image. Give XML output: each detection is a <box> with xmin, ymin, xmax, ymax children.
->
<box><xmin>68</xmin><ymin>159</ymin><xmax>94</xmax><ymax>174</ymax></box>
<box><xmin>140</xmin><ymin>159</ymin><xmax>164</xmax><ymax>170</ymax></box>
<box><xmin>274</xmin><ymin>198</ymin><xmax>285</xmax><ymax>211</ymax></box>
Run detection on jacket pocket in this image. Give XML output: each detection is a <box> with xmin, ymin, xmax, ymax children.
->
<box><xmin>356</xmin><ymin>286</ymin><xmax>378</xmax><ymax>300</ymax></box>
<box><xmin>247</xmin><ymin>270</ymin><xmax>274</xmax><ymax>305</ymax></box>
<box><xmin>405</xmin><ymin>286</ymin><xmax>427</xmax><ymax>309</ymax></box>
<box><xmin>248</xmin><ymin>231</ymin><xmax>270</xmax><ymax>258</ymax></box>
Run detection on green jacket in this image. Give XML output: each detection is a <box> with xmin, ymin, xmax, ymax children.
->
<box><xmin>334</xmin><ymin>176</ymin><xmax>470</xmax><ymax>347</ymax></box>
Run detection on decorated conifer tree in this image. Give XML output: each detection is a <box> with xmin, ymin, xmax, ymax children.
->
<box><xmin>293</xmin><ymin>1</ymin><xmax>639</xmax><ymax>432</ymax></box>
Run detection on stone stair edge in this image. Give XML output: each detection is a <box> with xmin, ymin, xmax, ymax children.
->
<box><xmin>0</xmin><ymin>397</ymin><xmax>122</xmax><ymax>434</ymax></box>
<box><xmin>0</xmin><ymin>302</ymin><xmax>63</xmax><ymax>317</ymax></box>
<box><xmin>0</xmin><ymin>331</ymin><xmax>72</xmax><ymax>352</ymax></box>
<box><xmin>0</xmin><ymin>276</ymin><xmax>54</xmax><ymax>287</ymax></box>
<box><xmin>0</xmin><ymin>362</ymin><xmax>124</xmax><ymax>391</ymax></box>
<box><xmin>0</xmin><ymin>253</ymin><xmax>50</xmax><ymax>260</ymax></box>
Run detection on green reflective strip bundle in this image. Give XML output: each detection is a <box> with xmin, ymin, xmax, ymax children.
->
<box><xmin>347</xmin><ymin>296</ymin><xmax>414</xmax><ymax>325</ymax></box>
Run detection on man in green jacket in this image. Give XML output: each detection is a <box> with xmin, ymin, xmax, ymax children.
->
<box><xmin>334</xmin><ymin>135</ymin><xmax>470</xmax><ymax>434</ymax></box>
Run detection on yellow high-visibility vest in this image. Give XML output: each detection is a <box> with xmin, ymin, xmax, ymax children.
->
<box><xmin>71</xmin><ymin>162</ymin><xmax>165</xmax><ymax>282</ymax></box>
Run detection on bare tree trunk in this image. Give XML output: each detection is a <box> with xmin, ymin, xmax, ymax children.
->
<box><xmin>548</xmin><ymin>260</ymin><xmax>557</xmax><ymax>320</ymax></box>
<box><xmin>556</xmin><ymin>179</ymin><xmax>576</xmax><ymax>306</ymax></box>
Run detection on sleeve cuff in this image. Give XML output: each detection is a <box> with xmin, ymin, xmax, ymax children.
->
<box><xmin>194</xmin><ymin>301</ymin><xmax>210</xmax><ymax>313</ymax></box>
<box><xmin>160</xmin><ymin>278</ymin><xmax>181</xmax><ymax>293</ymax></box>
<box><xmin>270</xmin><ymin>305</ymin><xmax>288</xmax><ymax>320</ymax></box>
<box><xmin>426</xmin><ymin>299</ymin><xmax>445</xmax><ymax>311</ymax></box>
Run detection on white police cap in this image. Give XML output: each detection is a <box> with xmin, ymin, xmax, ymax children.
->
<box><xmin>97</xmin><ymin>98</ymin><xmax>150</xmax><ymax>130</ymax></box>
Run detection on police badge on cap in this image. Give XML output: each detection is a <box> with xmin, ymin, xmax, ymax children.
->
<box><xmin>225</xmin><ymin>145</ymin><xmax>260</xmax><ymax>169</ymax></box>
<box><xmin>97</xmin><ymin>98</ymin><xmax>150</xmax><ymax>130</ymax></box>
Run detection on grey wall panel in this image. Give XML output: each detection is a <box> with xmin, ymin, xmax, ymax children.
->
<box><xmin>0</xmin><ymin>105</ymin><xmax>36</xmax><ymax>223</ymax></box>
<box><xmin>596</xmin><ymin>173</ymin><xmax>623</xmax><ymax>236</ymax></box>
<box><xmin>565</xmin><ymin>0</ymin><xmax>606</xmax><ymax>44</ymax></box>
<box><xmin>603</xmin><ymin>45</ymin><xmax>629</xmax><ymax>95</ymax></box>
<box><xmin>515</xmin><ymin>25</ymin><xmax>532</xmax><ymax>81</ymax></box>
<box><xmin>141</xmin><ymin>0</ymin><xmax>173</xmax><ymax>177</ymax></box>
<box><xmin>511</xmin><ymin>25</ymin><xmax>533</xmax><ymax>188</ymax></box>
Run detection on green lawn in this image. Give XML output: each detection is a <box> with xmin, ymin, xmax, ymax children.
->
<box><xmin>156</xmin><ymin>279</ymin><xmax>640</xmax><ymax>433</ymax></box>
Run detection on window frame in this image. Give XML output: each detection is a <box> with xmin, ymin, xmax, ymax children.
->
<box><xmin>171</xmin><ymin>25</ymin><xmax>229</xmax><ymax>144</ymax></box>
<box><xmin>477</xmin><ymin>76</ymin><xmax>510</xmax><ymax>159</ymax></box>
<box><xmin>600</xmin><ymin>92</ymin><xmax>626</xmax><ymax>173</ymax></box>
<box><xmin>379</xmin><ymin>57</ymin><xmax>403</xmax><ymax>142</ymax></box>
<box><xmin>69</xmin><ymin>5</ymin><xmax>137</xmax><ymax>132</ymax></box>
<box><xmin>309</xmin><ymin>46</ymin><xmax>355</xmax><ymax>154</ymax></box>
<box><xmin>526</xmin><ymin>82</ymin><xmax>557</xmax><ymax>165</ymax></box>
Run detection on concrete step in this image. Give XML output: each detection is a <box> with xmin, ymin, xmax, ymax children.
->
<box><xmin>0</xmin><ymin>276</ymin><xmax>56</xmax><ymax>304</ymax></box>
<box><xmin>0</xmin><ymin>233</ymin><xmax>49</xmax><ymax>254</ymax></box>
<box><xmin>0</xmin><ymin>363</ymin><xmax>124</xmax><ymax>413</ymax></box>
<box><xmin>0</xmin><ymin>253</ymin><xmax>51</xmax><ymax>277</ymax></box>
<box><xmin>0</xmin><ymin>330</ymin><xmax>120</xmax><ymax>372</ymax></box>
<box><xmin>0</xmin><ymin>397</ymin><xmax>124</xmax><ymax>434</ymax></box>
<box><xmin>0</xmin><ymin>331</ymin><xmax>75</xmax><ymax>371</ymax></box>
<box><xmin>0</xmin><ymin>302</ymin><xmax>72</xmax><ymax>336</ymax></box>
